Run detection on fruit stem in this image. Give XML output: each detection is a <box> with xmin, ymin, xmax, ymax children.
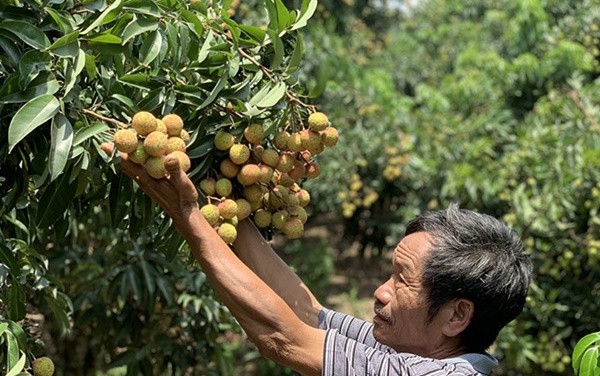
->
<box><xmin>81</xmin><ymin>108</ymin><xmax>128</xmax><ymax>128</ymax></box>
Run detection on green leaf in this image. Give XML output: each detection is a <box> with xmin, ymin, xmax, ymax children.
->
<box><xmin>36</xmin><ymin>172</ymin><xmax>79</xmax><ymax>228</ymax></box>
<box><xmin>49</xmin><ymin>114</ymin><xmax>74</xmax><ymax>181</ymax></box>
<box><xmin>118</xmin><ymin>73</ymin><xmax>162</xmax><ymax>90</ymax></box>
<box><xmin>199</xmin><ymin>74</ymin><xmax>228</xmax><ymax>110</ymax></box>
<box><xmin>81</xmin><ymin>0</ymin><xmax>124</xmax><ymax>35</ymax></box>
<box><xmin>6</xmin><ymin>351</ymin><xmax>26</xmax><ymax>376</ymax></box>
<box><xmin>0</xmin><ymin>244</ymin><xmax>20</xmax><ymax>278</ymax></box>
<box><xmin>197</xmin><ymin>30</ymin><xmax>215</xmax><ymax>64</ymax></box>
<box><xmin>73</xmin><ymin>122</ymin><xmax>110</xmax><ymax>147</ymax></box>
<box><xmin>0</xmin><ymin>20</ymin><xmax>50</xmax><ymax>49</ymax></box>
<box><xmin>0</xmin><ymin>322</ymin><xmax>8</xmax><ymax>335</ymax></box>
<box><xmin>267</xmin><ymin>28</ymin><xmax>284</xmax><ymax>69</ymax></box>
<box><xmin>291</xmin><ymin>0</ymin><xmax>317</xmax><ymax>31</ymax></box>
<box><xmin>256</xmin><ymin>82</ymin><xmax>286</xmax><ymax>108</ymax></box>
<box><xmin>44</xmin><ymin>7</ymin><xmax>76</xmax><ymax>34</ymax></box>
<box><xmin>0</xmin><ymin>35</ymin><xmax>20</xmax><ymax>66</ymax></box>
<box><xmin>574</xmin><ymin>332</ymin><xmax>600</xmax><ymax>373</ymax></box>
<box><xmin>7</xmin><ymin>284</ymin><xmax>25</xmax><ymax>321</ymax></box>
<box><xmin>286</xmin><ymin>31</ymin><xmax>304</xmax><ymax>74</ymax></box>
<box><xmin>8</xmin><ymin>94</ymin><xmax>60</xmax><ymax>153</ymax></box>
<box><xmin>84</xmin><ymin>53</ymin><xmax>98</xmax><ymax>80</ymax></box>
<box><xmin>121</xmin><ymin>17</ymin><xmax>159</xmax><ymax>44</ymax></box>
<box><xmin>0</xmin><ymin>75</ymin><xmax>60</xmax><ymax>104</ymax></box>
<box><xmin>180</xmin><ymin>9</ymin><xmax>204</xmax><ymax>37</ymax></box>
<box><xmin>18</xmin><ymin>50</ymin><xmax>52</xmax><ymax>89</ymax></box>
<box><xmin>6</xmin><ymin>331</ymin><xmax>19</xmax><ymax>370</ymax></box>
<box><xmin>47</xmin><ymin>30</ymin><xmax>80</xmax><ymax>51</ymax></box>
<box><xmin>123</xmin><ymin>0</ymin><xmax>161</xmax><ymax>16</ymax></box>
<box><xmin>578</xmin><ymin>347</ymin><xmax>600</xmax><ymax>376</ymax></box>
<box><xmin>238</xmin><ymin>24</ymin><xmax>266</xmax><ymax>43</ymax></box>
<box><xmin>87</xmin><ymin>33</ymin><xmax>122</xmax><ymax>44</ymax></box>
<box><xmin>139</xmin><ymin>29</ymin><xmax>162</xmax><ymax>66</ymax></box>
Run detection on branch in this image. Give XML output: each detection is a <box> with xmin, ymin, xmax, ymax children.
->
<box><xmin>81</xmin><ymin>108</ymin><xmax>128</xmax><ymax>128</ymax></box>
<box><xmin>569</xmin><ymin>90</ymin><xmax>600</xmax><ymax>133</ymax></box>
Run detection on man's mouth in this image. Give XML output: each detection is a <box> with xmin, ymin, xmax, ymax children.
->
<box><xmin>373</xmin><ymin>307</ymin><xmax>391</xmax><ymax>324</ymax></box>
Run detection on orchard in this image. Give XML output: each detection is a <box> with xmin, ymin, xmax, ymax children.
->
<box><xmin>2</xmin><ymin>0</ymin><xmax>600</xmax><ymax>375</ymax></box>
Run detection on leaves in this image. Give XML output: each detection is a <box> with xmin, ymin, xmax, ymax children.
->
<box><xmin>574</xmin><ymin>332</ymin><xmax>600</xmax><ymax>375</ymax></box>
<box><xmin>8</xmin><ymin>94</ymin><xmax>60</xmax><ymax>153</ymax></box>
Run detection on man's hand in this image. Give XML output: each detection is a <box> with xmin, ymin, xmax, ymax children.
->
<box><xmin>100</xmin><ymin>142</ymin><xmax>200</xmax><ymax>235</ymax></box>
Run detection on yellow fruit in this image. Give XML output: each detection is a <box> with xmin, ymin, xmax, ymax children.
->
<box><xmin>258</xmin><ymin>164</ymin><xmax>274</xmax><ymax>184</ymax></box>
<box><xmin>253</xmin><ymin>209</ymin><xmax>272</xmax><ymax>228</ymax></box>
<box><xmin>146</xmin><ymin>156</ymin><xmax>166</xmax><ymax>179</ymax></box>
<box><xmin>300</xmin><ymin>129</ymin><xmax>322</xmax><ymax>154</ymax></box>
<box><xmin>132</xmin><ymin>111</ymin><xmax>158</xmax><ymax>136</ymax></box>
<box><xmin>275</xmin><ymin>171</ymin><xmax>295</xmax><ymax>187</ymax></box>
<box><xmin>308</xmin><ymin>112</ymin><xmax>329</xmax><ymax>132</ymax></box>
<box><xmin>128</xmin><ymin>141</ymin><xmax>149</xmax><ymax>164</ymax></box>
<box><xmin>114</xmin><ymin>129</ymin><xmax>138</xmax><ymax>153</ymax></box>
<box><xmin>162</xmin><ymin>114</ymin><xmax>184</xmax><ymax>136</ymax></box>
<box><xmin>32</xmin><ymin>356</ymin><xmax>55</xmax><ymax>376</ymax></box>
<box><xmin>200</xmin><ymin>204</ymin><xmax>220</xmax><ymax>225</ymax></box>
<box><xmin>287</xmin><ymin>132</ymin><xmax>304</xmax><ymax>152</ymax></box>
<box><xmin>252</xmin><ymin>144</ymin><xmax>265</xmax><ymax>161</ymax></box>
<box><xmin>288</xmin><ymin>160</ymin><xmax>306</xmax><ymax>180</ymax></box>
<box><xmin>237</xmin><ymin>164</ymin><xmax>261</xmax><ymax>186</ymax></box>
<box><xmin>321</xmin><ymin>127</ymin><xmax>339</xmax><ymax>147</ymax></box>
<box><xmin>273</xmin><ymin>131</ymin><xmax>290</xmax><ymax>150</ymax></box>
<box><xmin>199</xmin><ymin>178</ymin><xmax>217</xmax><ymax>196</ymax></box>
<box><xmin>220</xmin><ymin>158</ymin><xmax>240</xmax><ymax>178</ymax></box>
<box><xmin>180</xmin><ymin>129</ymin><xmax>191</xmax><ymax>144</ymax></box>
<box><xmin>283</xmin><ymin>218</ymin><xmax>304</xmax><ymax>239</ymax></box>
<box><xmin>215</xmin><ymin>178</ymin><xmax>233</xmax><ymax>197</ymax></box>
<box><xmin>288</xmin><ymin>205</ymin><xmax>308</xmax><ymax>224</ymax></box>
<box><xmin>244</xmin><ymin>184</ymin><xmax>264</xmax><ymax>203</ymax></box>
<box><xmin>235</xmin><ymin>198</ymin><xmax>252</xmax><ymax>220</ymax></box>
<box><xmin>295</xmin><ymin>189</ymin><xmax>310</xmax><ymax>207</ymax></box>
<box><xmin>305</xmin><ymin>161</ymin><xmax>321</xmax><ymax>179</ymax></box>
<box><xmin>229</xmin><ymin>144</ymin><xmax>250</xmax><ymax>165</ymax></box>
<box><xmin>165</xmin><ymin>137</ymin><xmax>186</xmax><ymax>154</ymax></box>
<box><xmin>218</xmin><ymin>223</ymin><xmax>238</xmax><ymax>244</ymax></box>
<box><xmin>143</xmin><ymin>131</ymin><xmax>168</xmax><ymax>156</ymax></box>
<box><xmin>218</xmin><ymin>199</ymin><xmax>238</xmax><ymax>219</ymax></box>
<box><xmin>271</xmin><ymin>210</ymin><xmax>289</xmax><ymax>229</ymax></box>
<box><xmin>214</xmin><ymin>130</ymin><xmax>235</xmax><ymax>151</ymax></box>
<box><xmin>261</xmin><ymin>149</ymin><xmax>280</xmax><ymax>168</ymax></box>
<box><xmin>276</xmin><ymin>152</ymin><xmax>295</xmax><ymax>173</ymax></box>
<box><xmin>156</xmin><ymin>119</ymin><xmax>167</xmax><ymax>134</ymax></box>
<box><xmin>244</xmin><ymin>123</ymin><xmax>265</xmax><ymax>144</ymax></box>
<box><xmin>169</xmin><ymin>150</ymin><xmax>191</xmax><ymax>172</ymax></box>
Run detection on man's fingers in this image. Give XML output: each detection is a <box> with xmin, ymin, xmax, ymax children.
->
<box><xmin>165</xmin><ymin>154</ymin><xmax>199</xmax><ymax>204</ymax></box>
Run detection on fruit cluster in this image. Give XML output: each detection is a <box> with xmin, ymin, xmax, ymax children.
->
<box><xmin>200</xmin><ymin>111</ymin><xmax>339</xmax><ymax>244</ymax></box>
<box><xmin>113</xmin><ymin>111</ymin><xmax>191</xmax><ymax>178</ymax></box>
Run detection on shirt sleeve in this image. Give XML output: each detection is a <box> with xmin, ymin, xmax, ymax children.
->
<box><xmin>322</xmin><ymin>329</ymin><xmax>480</xmax><ymax>376</ymax></box>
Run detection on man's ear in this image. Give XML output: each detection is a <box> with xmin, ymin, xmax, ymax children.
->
<box><xmin>441</xmin><ymin>299</ymin><xmax>474</xmax><ymax>337</ymax></box>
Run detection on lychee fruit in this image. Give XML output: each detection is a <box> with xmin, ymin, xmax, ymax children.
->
<box><xmin>132</xmin><ymin>111</ymin><xmax>157</xmax><ymax>136</ymax></box>
<box><xmin>220</xmin><ymin>158</ymin><xmax>240</xmax><ymax>178</ymax></box>
<box><xmin>128</xmin><ymin>141</ymin><xmax>149</xmax><ymax>164</ymax></box>
<box><xmin>180</xmin><ymin>129</ymin><xmax>191</xmax><ymax>144</ymax></box>
<box><xmin>114</xmin><ymin>129</ymin><xmax>138</xmax><ymax>153</ymax></box>
<box><xmin>300</xmin><ymin>129</ymin><xmax>322</xmax><ymax>154</ymax></box>
<box><xmin>229</xmin><ymin>144</ymin><xmax>250</xmax><ymax>165</ymax></box>
<box><xmin>237</xmin><ymin>164</ymin><xmax>261</xmax><ymax>186</ymax></box>
<box><xmin>32</xmin><ymin>356</ymin><xmax>55</xmax><ymax>376</ymax></box>
<box><xmin>243</xmin><ymin>184</ymin><xmax>264</xmax><ymax>203</ymax></box>
<box><xmin>305</xmin><ymin>161</ymin><xmax>321</xmax><ymax>179</ymax></box>
<box><xmin>283</xmin><ymin>218</ymin><xmax>304</xmax><ymax>239</ymax></box>
<box><xmin>200</xmin><ymin>204</ymin><xmax>220</xmax><ymax>226</ymax></box>
<box><xmin>287</xmin><ymin>132</ymin><xmax>303</xmax><ymax>152</ymax></box>
<box><xmin>271</xmin><ymin>210</ymin><xmax>289</xmax><ymax>230</ymax></box>
<box><xmin>214</xmin><ymin>129</ymin><xmax>235</xmax><ymax>151</ymax></box>
<box><xmin>273</xmin><ymin>131</ymin><xmax>290</xmax><ymax>150</ymax></box>
<box><xmin>199</xmin><ymin>178</ymin><xmax>217</xmax><ymax>196</ymax></box>
<box><xmin>156</xmin><ymin>119</ymin><xmax>167</xmax><ymax>134</ymax></box>
<box><xmin>165</xmin><ymin>137</ymin><xmax>186</xmax><ymax>154</ymax></box>
<box><xmin>244</xmin><ymin>123</ymin><xmax>265</xmax><ymax>144</ymax></box>
<box><xmin>215</xmin><ymin>178</ymin><xmax>233</xmax><ymax>197</ymax></box>
<box><xmin>235</xmin><ymin>198</ymin><xmax>252</xmax><ymax>220</ymax></box>
<box><xmin>321</xmin><ymin>127</ymin><xmax>339</xmax><ymax>147</ymax></box>
<box><xmin>276</xmin><ymin>152</ymin><xmax>295</xmax><ymax>173</ymax></box>
<box><xmin>146</xmin><ymin>156</ymin><xmax>166</xmax><ymax>179</ymax></box>
<box><xmin>288</xmin><ymin>205</ymin><xmax>308</xmax><ymax>224</ymax></box>
<box><xmin>253</xmin><ymin>209</ymin><xmax>272</xmax><ymax>228</ymax></box>
<box><xmin>288</xmin><ymin>160</ymin><xmax>306</xmax><ymax>180</ymax></box>
<box><xmin>295</xmin><ymin>189</ymin><xmax>311</xmax><ymax>207</ymax></box>
<box><xmin>162</xmin><ymin>113</ymin><xmax>184</xmax><ymax>136</ymax></box>
<box><xmin>261</xmin><ymin>149</ymin><xmax>280</xmax><ymax>168</ymax></box>
<box><xmin>218</xmin><ymin>199</ymin><xmax>238</xmax><ymax>219</ymax></box>
<box><xmin>143</xmin><ymin>131</ymin><xmax>168</xmax><ymax>156</ymax></box>
<box><xmin>218</xmin><ymin>223</ymin><xmax>237</xmax><ymax>244</ymax></box>
<box><xmin>169</xmin><ymin>150</ymin><xmax>191</xmax><ymax>172</ymax></box>
<box><xmin>308</xmin><ymin>112</ymin><xmax>329</xmax><ymax>132</ymax></box>
<box><xmin>252</xmin><ymin>144</ymin><xmax>265</xmax><ymax>161</ymax></box>
<box><xmin>258</xmin><ymin>164</ymin><xmax>274</xmax><ymax>184</ymax></box>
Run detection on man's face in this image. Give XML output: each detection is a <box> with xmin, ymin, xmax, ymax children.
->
<box><xmin>372</xmin><ymin>231</ymin><xmax>447</xmax><ymax>356</ymax></box>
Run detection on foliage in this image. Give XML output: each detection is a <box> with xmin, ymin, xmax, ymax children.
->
<box><xmin>572</xmin><ymin>331</ymin><xmax>600</xmax><ymax>376</ymax></box>
<box><xmin>0</xmin><ymin>0</ymin><xmax>323</xmax><ymax>373</ymax></box>
<box><xmin>300</xmin><ymin>0</ymin><xmax>600</xmax><ymax>374</ymax></box>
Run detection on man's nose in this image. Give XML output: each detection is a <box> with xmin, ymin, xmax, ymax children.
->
<box><xmin>374</xmin><ymin>277</ymin><xmax>393</xmax><ymax>305</ymax></box>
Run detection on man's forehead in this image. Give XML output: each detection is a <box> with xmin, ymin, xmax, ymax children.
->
<box><xmin>393</xmin><ymin>232</ymin><xmax>433</xmax><ymax>266</ymax></box>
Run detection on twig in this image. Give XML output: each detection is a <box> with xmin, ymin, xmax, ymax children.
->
<box><xmin>81</xmin><ymin>108</ymin><xmax>128</xmax><ymax>128</ymax></box>
<box><xmin>570</xmin><ymin>90</ymin><xmax>600</xmax><ymax>133</ymax></box>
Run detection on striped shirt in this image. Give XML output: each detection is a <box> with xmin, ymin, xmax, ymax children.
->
<box><xmin>318</xmin><ymin>308</ymin><xmax>498</xmax><ymax>375</ymax></box>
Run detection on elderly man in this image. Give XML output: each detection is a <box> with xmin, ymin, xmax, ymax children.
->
<box><xmin>102</xmin><ymin>144</ymin><xmax>533</xmax><ymax>375</ymax></box>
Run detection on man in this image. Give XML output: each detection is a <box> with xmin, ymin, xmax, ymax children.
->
<box><xmin>101</xmin><ymin>144</ymin><xmax>533</xmax><ymax>375</ymax></box>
